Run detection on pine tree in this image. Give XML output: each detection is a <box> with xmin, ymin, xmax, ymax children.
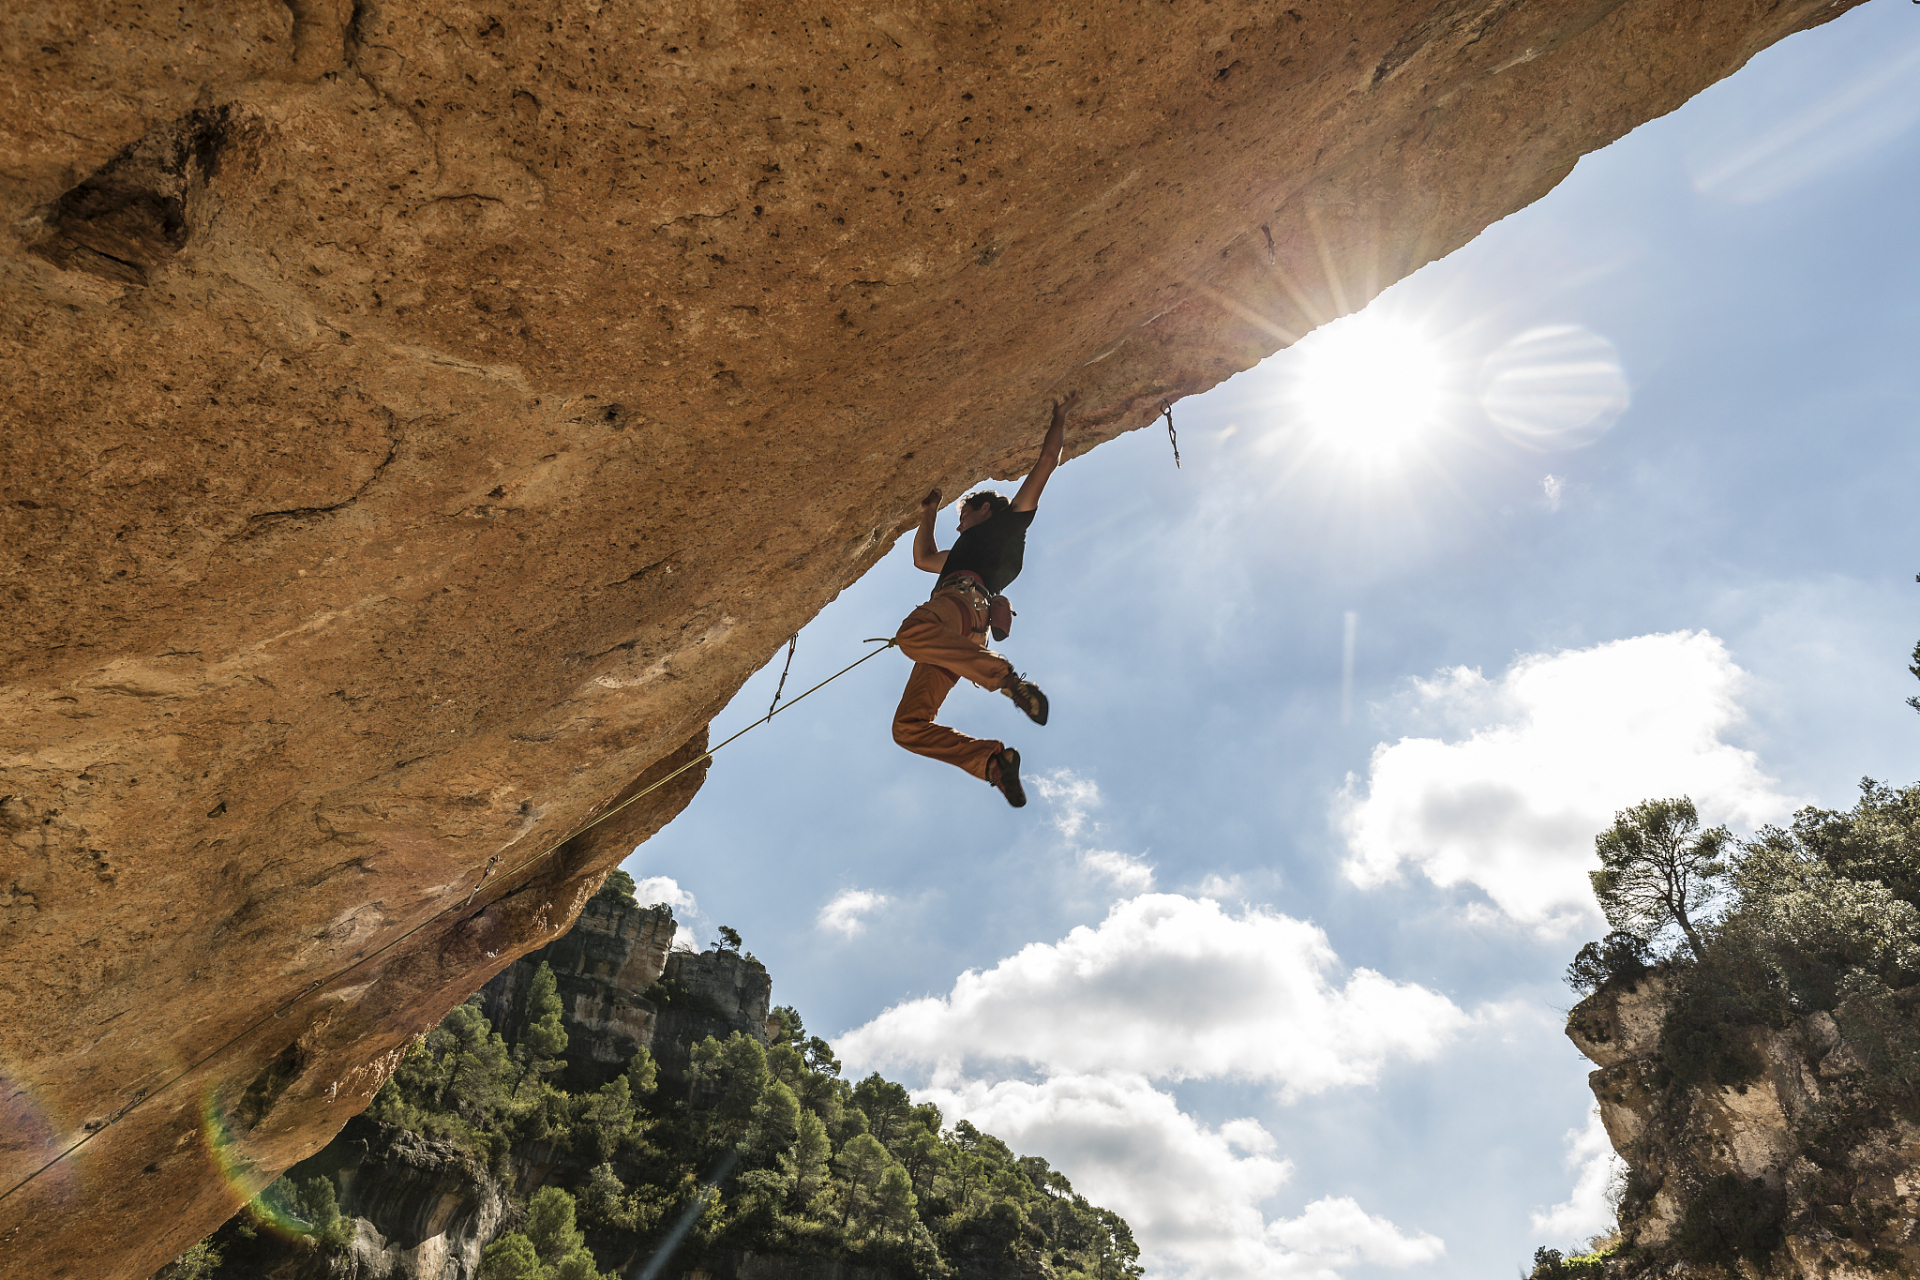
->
<box><xmin>787</xmin><ymin>1110</ymin><xmax>833</xmax><ymax>1209</ymax></box>
<box><xmin>835</xmin><ymin>1133</ymin><xmax>892</xmax><ymax>1230</ymax></box>
<box><xmin>524</xmin><ymin>1185</ymin><xmax>581</xmax><ymax>1258</ymax></box>
<box><xmin>1591</xmin><ymin>797</ymin><xmax>1730</xmax><ymax>957</ymax></box>
<box><xmin>478</xmin><ymin>1233</ymin><xmax>541</xmax><ymax>1280</ymax></box>
<box><xmin>515</xmin><ymin>962</ymin><xmax>569</xmax><ymax>1091</ymax></box>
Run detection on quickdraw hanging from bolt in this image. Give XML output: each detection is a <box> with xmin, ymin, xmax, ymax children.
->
<box><xmin>767</xmin><ymin>633</ymin><xmax>799</xmax><ymax>718</ymax></box>
<box><xmin>462</xmin><ymin>854</ymin><xmax>503</xmax><ymax>909</ymax></box>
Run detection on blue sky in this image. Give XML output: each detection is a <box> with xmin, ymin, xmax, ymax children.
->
<box><xmin>626</xmin><ymin>6</ymin><xmax>1920</xmax><ymax>1276</ymax></box>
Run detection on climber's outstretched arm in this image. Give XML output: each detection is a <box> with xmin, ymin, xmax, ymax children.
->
<box><xmin>912</xmin><ymin>488</ymin><xmax>948</xmax><ymax>574</ymax></box>
<box><xmin>1011</xmin><ymin>392</ymin><xmax>1078</xmax><ymax>513</ymax></box>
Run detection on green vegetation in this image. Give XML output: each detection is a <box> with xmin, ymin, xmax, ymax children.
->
<box><xmin>159</xmin><ymin>1239</ymin><xmax>223</xmax><ymax>1280</ymax></box>
<box><xmin>1589</xmin><ymin>798</ymin><xmax>1730</xmax><ymax>959</ymax></box>
<box><xmin>1530</xmin><ymin>1243</ymin><xmax>1627</xmax><ymax>1279</ymax></box>
<box><xmin>480</xmin><ymin>1185</ymin><xmax>605</xmax><ymax>1280</ymax></box>
<box><xmin>1907</xmin><ymin>637</ymin><xmax>1920</xmax><ymax>716</ymax></box>
<box><xmin>1569</xmin><ymin>782</ymin><xmax>1920</xmax><ymax>1101</ymax></box>
<box><xmin>600</xmin><ymin>867</ymin><xmax>639</xmax><ymax>907</ymax></box>
<box><xmin>170</xmin><ymin>889</ymin><xmax>1140</xmax><ymax>1280</ymax></box>
<box><xmin>592</xmin><ymin>1001</ymin><xmax>1144</xmax><ymax>1280</ymax></box>
<box><xmin>1656</xmin><ymin>783</ymin><xmax>1920</xmax><ymax>1097</ymax></box>
<box><xmin>1534</xmin><ymin>777</ymin><xmax>1920</xmax><ymax>1277</ymax></box>
<box><xmin>1565</xmin><ymin>931</ymin><xmax>1651</xmax><ymax>996</ymax></box>
<box><xmin>163</xmin><ymin>1169</ymin><xmax>356</xmax><ymax>1276</ymax></box>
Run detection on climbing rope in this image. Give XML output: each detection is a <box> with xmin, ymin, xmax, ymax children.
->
<box><xmin>0</xmin><ymin>634</ymin><xmax>900</xmax><ymax>1208</ymax></box>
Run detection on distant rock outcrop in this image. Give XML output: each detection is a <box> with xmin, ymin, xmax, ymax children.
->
<box><xmin>192</xmin><ymin>1116</ymin><xmax>507</xmax><ymax>1280</ymax></box>
<box><xmin>648</xmin><ymin>948</ymin><xmax>777</xmax><ymax>1089</ymax></box>
<box><xmin>0</xmin><ymin>1</ymin><xmax>1872</xmax><ymax>1274</ymax></box>
<box><xmin>480</xmin><ymin>898</ymin><xmax>678</xmax><ymax>1092</ymax></box>
<box><xmin>476</xmin><ymin>895</ymin><xmax>773</xmax><ymax>1093</ymax></box>
<box><xmin>329</xmin><ymin>1122</ymin><xmax>509</xmax><ymax>1280</ymax></box>
<box><xmin>1566</xmin><ymin>971</ymin><xmax>1920</xmax><ymax>1276</ymax></box>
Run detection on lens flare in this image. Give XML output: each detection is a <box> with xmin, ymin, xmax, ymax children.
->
<box><xmin>201</xmin><ymin>1088</ymin><xmax>307</xmax><ymax>1237</ymax></box>
<box><xmin>1688</xmin><ymin>39</ymin><xmax>1920</xmax><ymax>204</ymax></box>
<box><xmin>1284</xmin><ymin>311</ymin><xmax>1449</xmax><ymax>462</ymax></box>
<box><xmin>0</xmin><ymin>1073</ymin><xmax>78</xmax><ymax>1208</ymax></box>
<box><xmin>1478</xmin><ymin>325</ymin><xmax>1629</xmax><ymax>450</ymax></box>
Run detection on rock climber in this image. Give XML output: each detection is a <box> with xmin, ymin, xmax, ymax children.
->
<box><xmin>890</xmin><ymin>392</ymin><xmax>1077</xmax><ymax>807</ymax></box>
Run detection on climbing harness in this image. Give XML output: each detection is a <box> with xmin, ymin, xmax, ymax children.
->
<box><xmin>1162</xmin><ymin>401</ymin><xmax>1181</xmax><ymax>469</ymax></box>
<box><xmin>0</xmin><ymin>634</ymin><xmax>900</xmax><ymax>1209</ymax></box>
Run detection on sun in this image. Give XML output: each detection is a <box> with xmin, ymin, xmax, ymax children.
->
<box><xmin>1283</xmin><ymin>310</ymin><xmax>1449</xmax><ymax>462</ymax></box>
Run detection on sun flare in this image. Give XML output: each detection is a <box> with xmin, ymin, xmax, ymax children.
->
<box><xmin>1285</xmin><ymin>311</ymin><xmax>1449</xmax><ymax>462</ymax></box>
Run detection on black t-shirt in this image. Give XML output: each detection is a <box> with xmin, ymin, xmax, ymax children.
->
<box><xmin>942</xmin><ymin>507</ymin><xmax>1034</xmax><ymax>595</ymax></box>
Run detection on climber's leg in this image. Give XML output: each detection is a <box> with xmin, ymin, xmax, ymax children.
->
<box><xmin>890</xmin><ymin>592</ymin><xmax>1008</xmax><ymax>779</ymax></box>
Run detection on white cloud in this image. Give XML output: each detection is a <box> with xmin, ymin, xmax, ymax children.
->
<box><xmin>1080</xmin><ymin>849</ymin><xmax>1155</xmax><ymax>892</ymax></box>
<box><xmin>1268</xmin><ymin>1197</ymin><xmax>1446</xmax><ymax>1275</ymax></box>
<box><xmin>1034</xmin><ymin>767</ymin><xmax>1102</xmax><ymax>839</ymax></box>
<box><xmin>1033</xmin><ymin>768</ymin><xmax>1164</xmax><ymax>894</ymax></box>
<box><xmin>1531</xmin><ymin>1106</ymin><xmax>1625</xmax><ymax>1246</ymax></box>
<box><xmin>840</xmin><ymin>896</ymin><xmax>1464</xmax><ymax>1279</ymax></box>
<box><xmin>818</xmin><ymin>888</ymin><xmax>891</xmax><ymax>938</ymax></box>
<box><xmin>1338</xmin><ymin>631</ymin><xmax>1794</xmax><ymax>932</ymax></box>
<box><xmin>629</xmin><ymin>873</ymin><xmax>707</xmax><ymax>950</ymax></box>
<box><xmin>1196</xmin><ymin>872</ymin><xmax>1250</xmax><ymax>901</ymax></box>
<box><xmin>837</xmin><ymin>894</ymin><xmax>1467</xmax><ymax>1098</ymax></box>
<box><xmin>921</xmin><ymin>1073</ymin><xmax>1440</xmax><ymax>1280</ymax></box>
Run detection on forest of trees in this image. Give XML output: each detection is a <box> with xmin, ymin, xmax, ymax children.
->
<box><xmin>175</xmin><ymin>872</ymin><xmax>1142</xmax><ymax>1280</ymax></box>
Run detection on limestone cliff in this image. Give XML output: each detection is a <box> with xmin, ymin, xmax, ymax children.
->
<box><xmin>227</xmin><ymin>1120</ymin><xmax>510</xmax><ymax>1280</ymax></box>
<box><xmin>477</xmin><ymin>897</ymin><xmax>772</xmax><ymax>1093</ymax></box>
<box><xmin>0</xmin><ymin>1</ymin><xmax>1871</xmax><ymax>1275</ymax></box>
<box><xmin>479</xmin><ymin>898</ymin><xmax>678</xmax><ymax>1092</ymax></box>
<box><xmin>1566</xmin><ymin>971</ymin><xmax>1920</xmax><ymax>1276</ymax></box>
<box><xmin>646</xmin><ymin>948</ymin><xmax>778</xmax><ymax>1090</ymax></box>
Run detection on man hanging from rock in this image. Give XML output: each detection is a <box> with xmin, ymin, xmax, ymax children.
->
<box><xmin>891</xmin><ymin>393</ymin><xmax>1076</xmax><ymax>808</ymax></box>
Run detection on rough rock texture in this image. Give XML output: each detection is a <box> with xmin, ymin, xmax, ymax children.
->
<box><xmin>650</xmin><ymin>948</ymin><xmax>777</xmax><ymax>1089</ymax></box>
<box><xmin>1568</xmin><ymin>973</ymin><xmax>1920</xmax><ymax>1276</ymax></box>
<box><xmin>479</xmin><ymin>897</ymin><xmax>677</xmax><ymax>1091</ymax></box>
<box><xmin>476</xmin><ymin>893</ymin><xmax>773</xmax><ymax>1093</ymax></box>
<box><xmin>193</xmin><ymin>1116</ymin><xmax>508</xmax><ymax>1280</ymax></box>
<box><xmin>330</xmin><ymin>1121</ymin><xmax>509</xmax><ymax>1280</ymax></box>
<box><xmin>0</xmin><ymin>1</ymin><xmax>1868</xmax><ymax>1275</ymax></box>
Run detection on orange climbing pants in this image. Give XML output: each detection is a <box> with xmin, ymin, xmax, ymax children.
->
<box><xmin>891</xmin><ymin>587</ymin><xmax>1015</xmax><ymax>780</ymax></box>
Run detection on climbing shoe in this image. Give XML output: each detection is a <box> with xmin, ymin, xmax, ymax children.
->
<box><xmin>1001</xmin><ymin>676</ymin><xmax>1049</xmax><ymax>726</ymax></box>
<box><xmin>988</xmin><ymin>748</ymin><xmax>1027</xmax><ymax>808</ymax></box>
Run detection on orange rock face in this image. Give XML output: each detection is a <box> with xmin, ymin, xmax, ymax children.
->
<box><xmin>0</xmin><ymin>1</ymin><xmax>1862</xmax><ymax>1274</ymax></box>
